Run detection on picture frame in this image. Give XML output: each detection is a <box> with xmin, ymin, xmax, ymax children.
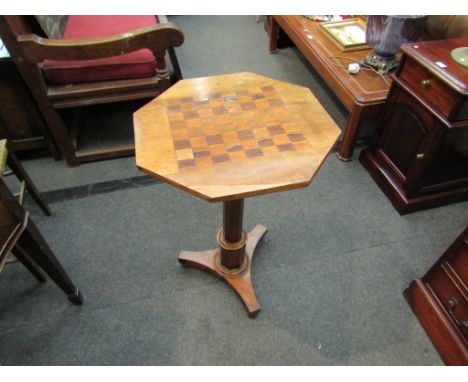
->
<box><xmin>319</xmin><ymin>18</ymin><xmax>369</xmax><ymax>52</ymax></box>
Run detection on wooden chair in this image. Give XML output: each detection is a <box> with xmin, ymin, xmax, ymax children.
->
<box><xmin>0</xmin><ymin>169</ymin><xmax>82</xmax><ymax>305</ymax></box>
<box><xmin>0</xmin><ymin>16</ymin><xmax>185</xmax><ymax>166</ymax></box>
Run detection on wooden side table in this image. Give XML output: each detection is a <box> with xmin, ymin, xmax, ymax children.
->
<box><xmin>134</xmin><ymin>72</ymin><xmax>340</xmax><ymax>317</ymax></box>
<box><xmin>268</xmin><ymin>16</ymin><xmax>391</xmax><ymax>161</ymax></box>
<box><xmin>360</xmin><ymin>37</ymin><xmax>468</xmax><ymax>214</ymax></box>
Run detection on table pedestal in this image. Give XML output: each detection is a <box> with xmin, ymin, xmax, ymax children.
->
<box><xmin>178</xmin><ymin>199</ymin><xmax>267</xmax><ymax>318</ymax></box>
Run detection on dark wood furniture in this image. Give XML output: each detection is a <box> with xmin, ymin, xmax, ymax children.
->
<box><xmin>360</xmin><ymin>37</ymin><xmax>468</xmax><ymax>214</ymax></box>
<box><xmin>1</xmin><ymin>139</ymin><xmax>51</xmax><ymax>216</ymax></box>
<box><xmin>268</xmin><ymin>16</ymin><xmax>392</xmax><ymax>161</ymax></box>
<box><xmin>404</xmin><ymin>226</ymin><xmax>468</xmax><ymax>365</ymax></box>
<box><xmin>0</xmin><ymin>48</ymin><xmax>59</xmax><ymax>157</ymax></box>
<box><xmin>134</xmin><ymin>72</ymin><xmax>340</xmax><ymax>317</ymax></box>
<box><xmin>0</xmin><ymin>16</ymin><xmax>184</xmax><ymax>166</ymax></box>
<box><xmin>0</xmin><ymin>170</ymin><xmax>82</xmax><ymax>305</ymax></box>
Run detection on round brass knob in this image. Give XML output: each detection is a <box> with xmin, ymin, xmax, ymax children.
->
<box><xmin>421</xmin><ymin>79</ymin><xmax>431</xmax><ymax>88</ymax></box>
<box><xmin>416</xmin><ymin>153</ymin><xmax>425</xmax><ymax>159</ymax></box>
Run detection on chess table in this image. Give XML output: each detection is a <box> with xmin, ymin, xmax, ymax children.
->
<box><xmin>134</xmin><ymin>72</ymin><xmax>340</xmax><ymax>317</ymax></box>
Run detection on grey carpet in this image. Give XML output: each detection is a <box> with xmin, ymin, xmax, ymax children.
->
<box><xmin>2</xmin><ymin>154</ymin><xmax>466</xmax><ymax>365</ymax></box>
<box><xmin>1</xmin><ymin>16</ymin><xmax>466</xmax><ymax>365</ymax></box>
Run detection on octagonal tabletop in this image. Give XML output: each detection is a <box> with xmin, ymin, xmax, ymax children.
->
<box><xmin>134</xmin><ymin>72</ymin><xmax>341</xmax><ymax>202</ymax></box>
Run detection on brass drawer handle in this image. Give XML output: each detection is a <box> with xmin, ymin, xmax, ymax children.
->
<box><xmin>447</xmin><ymin>297</ymin><xmax>468</xmax><ymax>329</ymax></box>
<box><xmin>421</xmin><ymin>79</ymin><xmax>431</xmax><ymax>88</ymax></box>
<box><xmin>416</xmin><ymin>153</ymin><xmax>425</xmax><ymax>159</ymax></box>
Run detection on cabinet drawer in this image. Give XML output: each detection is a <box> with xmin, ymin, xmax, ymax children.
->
<box><xmin>448</xmin><ymin>239</ymin><xmax>468</xmax><ymax>284</ymax></box>
<box><xmin>425</xmin><ymin>264</ymin><xmax>468</xmax><ymax>339</ymax></box>
<box><xmin>399</xmin><ymin>57</ymin><xmax>462</xmax><ymax>121</ymax></box>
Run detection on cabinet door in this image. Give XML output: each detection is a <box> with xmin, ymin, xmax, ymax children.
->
<box><xmin>373</xmin><ymin>86</ymin><xmax>445</xmax><ymax>196</ymax></box>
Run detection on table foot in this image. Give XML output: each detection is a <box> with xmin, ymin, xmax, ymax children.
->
<box><xmin>336</xmin><ymin>152</ymin><xmax>353</xmax><ymax>162</ymax></box>
<box><xmin>178</xmin><ymin>224</ymin><xmax>267</xmax><ymax>318</ymax></box>
<box><xmin>67</xmin><ymin>287</ymin><xmax>84</xmax><ymax>305</ymax></box>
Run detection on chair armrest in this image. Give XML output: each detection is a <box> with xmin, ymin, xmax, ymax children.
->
<box><xmin>17</xmin><ymin>22</ymin><xmax>184</xmax><ymax>63</ymax></box>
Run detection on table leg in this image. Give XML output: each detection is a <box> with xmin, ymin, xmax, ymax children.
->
<box><xmin>336</xmin><ymin>104</ymin><xmax>365</xmax><ymax>162</ymax></box>
<box><xmin>269</xmin><ymin>17</ymin><xmax>279</xmax><ymax>54</ymax></box>
<box><xmin>178</xmin><ymin>199</ymin><xmax>267</xmax><ymax>318</ymax></box>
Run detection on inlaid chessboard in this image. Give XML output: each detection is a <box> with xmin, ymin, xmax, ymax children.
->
<box><xmin>166</xmin><ymin>86</ymin><xmax>309</xmax><ymax>170</ymax></box>
<box><xmin>134</xmin><ymin>72</ymin><xmax>341</xmax><ymax>201</ymax></box>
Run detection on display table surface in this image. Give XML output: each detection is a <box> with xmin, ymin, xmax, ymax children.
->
<box><xmin>269</xmin><ymin>16</ymin><xmax>392</xmax><ymax>161</ymax></box>
<box><xmin>133</xmin><ymin>72</ymin><xmax>340</xmax><ymax>317</ymax></box>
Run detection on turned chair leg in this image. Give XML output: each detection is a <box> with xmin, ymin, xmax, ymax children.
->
<box><xmin>168</xmin><ymin>46</ymin><xmax>183</xmax><ymax>82</ymax></box>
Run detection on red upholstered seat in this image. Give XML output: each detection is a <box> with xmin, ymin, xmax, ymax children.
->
<box><xmin>42</xmin><ymin>16</ymin><xmax>159</xmax><ymax>84</ymax></box>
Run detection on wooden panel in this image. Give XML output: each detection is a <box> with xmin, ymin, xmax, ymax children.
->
<box><xmin>379</xmin><ymin>101</ymin><xmax>428</xmax><ymax>175</ymax></box>
<box><xmin>425</xmin><ymin>265</ymin><xmax>468</xmax><ymax>341</ymax></box>
<box><xmin>401</xmin><ymin>37</ymin><xmax>468</xmax><ymax>96</ymax></box>
<box><xmin>0</xmin><ymin>202</ymin><xmax>18</xmax><ymax>246</ymax></box>
<box><xmin>404</xmin><ymin>227</ymin><xmax>468</xmax><ymax>365</ymax></box>
<box><xmin>373</xmin><ymin>85</ymin><xmax>445</xmax><ymax>195</ymax></box>
<box><xmin>405</xmin><ymin>280</ymin><xmax>468</xmax><ymax>365</ymax></box>
<box><xmin>399</xmin><ymin>57</ymin><xmax>461</xmax><ymax>120</ymax></box>
<box><xmin>418</xmin><ymin>127</ymin><xmax>468</xmax><ymax>194</ymax></box>
<box><xmin>0</xmin><ymin>58</ymin><xmax>49</xmax><ymax>143</ymax></box>
<box><xmin>449</xmin><ymin>239</ymin><xmax>468</xmax><ymax>283</ymax></box>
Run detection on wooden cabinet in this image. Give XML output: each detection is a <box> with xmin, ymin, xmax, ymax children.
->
<box><xmin>360</xmin><ymin>37</ymin><xmax>468</xmax><ymax>214</ymax></box>
<box><xmin>404</xmin><ymin>227</ymin><xmax>468</xmax><ymax>365</ymax></box>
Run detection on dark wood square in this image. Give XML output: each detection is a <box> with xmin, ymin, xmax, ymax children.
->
<box><xmin>258</xmin><ymin>138</ymin><xmax>275</xmax><ymax>147</ymax></box>
<box><xmin>277</xmin><ymin>143</ymin><xmax>294</xmax><ymax>152</ymax></box>
<box><xmin>268</xmin><ymin>98</ymin><xmax>285</xmax><ymax>107</ymax></box>
<box><xmin>267</xmin><ymin>125</ymin><xmax>285</xmax><ymax>135</ymax></box>
<box><xmin>183</xmin><ymin>110</ymin><xmax>199</xmax><ymax>119</ymax></box>
<box><xmin>237</xmin><ymin>129</ymin><xmax>255</xmax><ymax>140</ymax></box>
<box><xmin>206</xmin><ymin>134</ymin><xmax>224</xmax><ymax>145</ymax></box>
<box><xmin>193</xmin><ymin>150</ymin><xmax>211</xmax><ymax>158</ymax></box>
<box><xmin>174</xmin><ymin>139</ymin><xmax>191</xmax><ymax>150</ymax></box>
<box><xmin>212</xmin><ymin>153</ymin><xmax>230</xmax><ymax>163</ymax></box>
<box><xmin>241</xmin><ymin>102</ymin><xmax>256</xmax><ymax>111</ymax></box>
<box><xmin>287</xmin><ymin>133</ymin><xmax>306</xmax><ymax>142</ymax></box>
<box><xmin>178</xmin><ymin>159</ymin><xmax>196</xmax><ymax>168</ymax></box>
<box><xmin>246</xmin><ymin>148</ymin><xmax>263</xmax><ymax>158</ymax></box>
